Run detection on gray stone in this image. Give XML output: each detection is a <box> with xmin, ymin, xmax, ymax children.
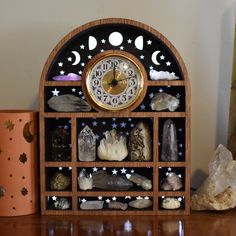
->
<box><xmin>161</xmin><ymin>172</ymin><xmax>183</xmax><ymax>191</ymax></box>
<box><xmin>80</xmin><ymin>201</ymin><xmax>104</xmax><ymax>210</ymax></box>
<box><xmin>191</xmin><ymin>145</ymin><xmax>236</xmax><ymax>211</ymax></box>
<box><xmin>50</xmin><ymin>172</ymin><xmax>70</xmax><ymax>190</ymax></box>
<box><xmin>54</xmin><ymin>198</ymin><xmax>71</xmax><ymax>210</ymax></box>
<box><xmin>92</xmin><ymin>171</ymin><xmax>133</xmax><ymax>191</ymax></box>
<box><xmin>108</xmin><ymin>201</ymin><xmax>128</xmax><ymax>210</ymax></box>
<box><xmin>161</xmin><ymin>119</ymin><xmax>178</xmax><ymax>161</ymax></box>
<box><xmin>128</xmin><ymin>121</ymin><xmax>152</xmax><ymax>161</ymax></box>
<box><xmin>150</xmin><ymin>92</ymin><xmax>179</xmax><ymax>111</ymax></box>
<box><xmin>47</xmin><ymin>94</ymin><xmax>91</xmax><ymax>112</ymax></box>
<box><xmin>128</xmin><ymin>199</ymin><xmax>152</xmax><ymax>209</ymax></box>
<box><xmin>78</xmin><ymin>126</ymin><xmax>96</xmax><ymax>161</ymax></box>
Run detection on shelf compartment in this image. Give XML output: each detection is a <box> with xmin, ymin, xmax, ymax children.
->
<box><xmin>46</xmin><ymin>196</ymin><xmax>72</xmax><ymax>211</ymax></box>
<box><xmin>158</xmin><ymin>196</ymin><xmax>185</xmax><ymax>211</ymax></box>
<box><xmin>44</xmin><ymin>118</ymin><xmax>72</xmax><ymax>162</ymax></box>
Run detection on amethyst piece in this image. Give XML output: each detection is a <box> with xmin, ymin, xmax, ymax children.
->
<box><xmin>52</xmin><ymin>73</ymin><xmax>82</xmax><ymax>81</ymax></box>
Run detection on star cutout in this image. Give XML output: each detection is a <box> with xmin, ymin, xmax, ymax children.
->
<box><xmin>160</xmin><ymin>55</ymin><xmax>165</xmax><ymax>60</ymax></box>
<box><xmin>93</xmin><ymin>167</ymin><xmax>98</xmax><ymax>172</ymax></box>
<box><xmin>161</xmin><ymin>196</ymin><xmax>165</xmax><ymax>199</ymax></box>
<box><xmin>112</xmin><ymin>118</ymin><xmax>116</xmax><ymax>121</ymax></box>
<box><xmin>140</xmin><ymin>104</ymin><xmax>146</xmax><ymax>110</ymax></box>
<box><xmin>130</xmin><ymin>169</ymin><xmax>135</xmax><ymax>173</ymax></box>
<box><xmin>51</xmin><ymin>89</ymin><xmax>60</xmax><ymax>96</ymax></box>
<box><xmin>176</xmin><ymin>93</ymin><xmax>181</xmax><ymax>98</ymax></box>
<box><xmin>126</xmin><ymin>174</ymin><xmax>131</xmax><ymax>179</ymax></box>
<box><xmin>92</xmin><ymin>121</ymin><xmax>98</xmax><ymax>127</ymax></box>
<box><xmin>121</xmin><ymin>168</ymin><xmax>127</xmax><ymax>174</ymax></box>
<box><xmin>81</xmin><ymin>62</ymin><xmax>85</xmax><ymax>67</ymax></box>
<box><xmin>80</xmin><ymin>44</ymin><xmax>85</xmax><ymax>49</ymax></box>
<box><xmin>100</xmin><ymin>49</ymin><xmax>104</xmax><ymax>52</ymax></box>
<box><xmin>166</xmin><ymin>61</ymin><xmax>171</xmax><ymax>66</ymax></box>
<box><xmin>60</xmin><ymin>70</ymin><xmax>65</xmax><ymax>75</ymax></box>
<box><xmin>149</xmin><ymin>66</ymin><xmax>154</xmax><ymax>70</ymax></box>
<box><xmin>19</xmin><ymin>153</ymin><xmax>27</xmax><ymax>164</ymax></box>
<box><xmin>179</xmin><ymin>144</ymin><xmax>183</xmax><ymax>148</ymax></box>
<box><xmin>126</xmin><ymin>132</ymin><xmax>129</xmax><ymax>136</ymax></box>
<box><xmin>112</xmin><ymin>169</ymin><xmax>118</xmax><ymax>175</ymax></box>
<box><xmin>178</xmin><ymin>152</ymin><xmax>183</xmax><ymax>156</ymax></box>
<box><xmin>78</xmin><ymin>91</ymin><xmax>83</xmax><ymax>95</ymax></box>
<box><xmin>102</xmin><ymin>121</ymin><xmax>106</xmax><ymax>125</ymax></box>
<box><xmin>4</xmin><ymin>120</ymin><xmax>14</xmax><ymax>131</ymax></box>
<box><xmin>112</xmin><ymin>197</ymin><xmax>117</xmax><ymax>201</ymax></box>
<box><xmin>125</xmin><ymin>196</ymin><xmax>131</xmax><ymax>199</ymax></box>
<box><xmin>81</xmin><ymin>198</ymin><xmax>87</xmax><ymax>203</ymax></box>
<box><xmin>67</xmin><ymin>57</ymin><xmax>72</xmax><ymax>62</ymax></box>
<box><xmin>88</xmin><ymin>55</ymin><xmax>92</xmax><ymax>59</ymax></box>
<box><xmin>158</xmin><ymin>88</ymin><xmax>164</xmax><ymax>93</ymax></box>
<box><xmin>178</xmin><ymin>174</ymin><xmax>182</xmax><ymax>178</ymax></box>
<box><xmin>128</xmin><ymin>118</ymin><xmax>132</xmax><ymax>122</ymax></box>
<box><xmin>102</xmin><ymin>167</ymin><xmax>106</xmax><ymax>171</ymax></box>
<box><xmin>112</xmin><ymin>123</ymin><xmax>117</xmax><ymax>129</ymax></box>
<box><xmin>68</xmin><ymin>167</ymin><xmax>72</xmax><ymax>170</ymax></box>
<box><xmin>149</xmin><ymin>92</ymin><xmax>154</xmax><ymax>98</ymax></box>
<box><xmin>178</xmin><ymin>128</ymin><xmax>183</xmax><ymax>132</ymax></box>
<box><xmin>105</xmin><ymin>199</ymin><xmax>111</xmax><ymax>203</ymax></box>
<box><xmin>178</xmin><ymin>197</ymin><xmax>182</xmax><ymax>202</ymax></box>
<box><xmin>130</xmin><ymin>123</ymin><xmax>134</xmax><ymax>128</ymax></box>
<box><xmin>147</xmin><ymin>40</ymin><xmax>152</xmax><ymax>45</ymax></box>
<box><xmin>95</xmin><ymin>134</ymin><xmax>100</xmax><ymax>140</ymax></box>
<box><xmin>98</xmin><ymin>196</ymin><xmax>103</xmax><ymax>200</ymax></box>
<box><xmin>81</xmin><ymin>122</ymin><xmax>85</xmax><ymax>127</ymax></box>
<box><xmin>165</xmin><ymin>172</ymin><xmax>169</xmax><ymax>176</ymax></box>
<box><xmin>101</xmin><ymin>39</ymin><xmax>106</xmax><ymax>44</ymax></box>
<box><xmin>78</xmin><ymin>70</ymin><xmax>83</xmax><ymax>75</ymax></box>
<box><xmin>168</xmin><ymin>167</ymin><xmax>172</xmax><ymax>171</ymax></box>
<box><xmin>64</xmin><ymin>125</ymin><xmax>69</xmax><ymax>129</ymax></box>
<box><xmin>72</xmin><ymin>88</ymin><xmax>76</xmax><ymax>92</ymax></box>
<box><xmin>144</xmin><ymin>196</ymin><xmax>150</xmax><ymax>200</ymax></box>
<box><xmin>58</xmin><ymin>167</ymin><xmax>63</xmax><ymax>170</ymax></box>
<box><xmin>127</xmin><ymin>39</ymin><xmax>132</xmax><ymax>43</ymax></box>
<box><xmin>120</xmin><ymin>46</ymin><xmax>124</xmax><ymax>50</ymax></box>
<box><xmin>58</xmin><ymin>62</ymin><xmax>63</xmax><ymax>67</ymax></box>
<box><xmin>136</xmin><ymin>196</ymin><xmax>143</xmax><ymax>200</ymax></box>
<box><xmin>52</xmin><ymin>196</ymin><xmax>57</xmax><ymax>201</ymax></box>
<box><xmin>120</xmin><ymin>122</ymin><xmax>126</xmax><ymax>128</ymax></box>
<box><xmin>140</xmin><ymin>55</ymin><xmax>144</xmax><ymax>59</ymax></box>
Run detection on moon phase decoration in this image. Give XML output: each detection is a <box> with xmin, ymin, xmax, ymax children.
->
<box><xmin>23</xmin><ymin>121</ymin><xmax>35</xmax><ymax>143</ymax></box>
<box><xmin>151</xmin><ymin>51</ymin><xmax>161</xmax><ymax>65</ymax></box>
<box><xmin>71</xmin><ymin>51</ymin><xmax>81</xmax><ymax>65</ymax></box>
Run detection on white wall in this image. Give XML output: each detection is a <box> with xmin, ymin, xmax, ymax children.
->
<box><xmin>0</xmin><ymin>0</ymin><xmax>235</xmax><ymax>188</ymax></box>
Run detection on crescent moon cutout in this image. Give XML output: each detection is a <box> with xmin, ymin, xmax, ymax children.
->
<box><xmin>134</xmin><ymin>36</ymin><xmax>143</xmax><ymax>50</ymax></box>
<box><xmin>151</xmin><ymin>51</ymin><xmax>161</xmax><ymax>65</ymax></box>
<box><xmin>88</xmin><ymin>36</ymin><xmax>97</xmax><ymax>50</ymax></box>
<box><xmin>23</xmin><ymin>121</ymin><xmax>35</xmax><ymax>143</ymax></box>
<box><xmin>72</xmin><ymin>51</ymin><xmax>81</xmax><ymax>65</ymax></box>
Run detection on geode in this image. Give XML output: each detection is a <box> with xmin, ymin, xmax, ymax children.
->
<box><xmin>161</xmin><ymin>119</ymin><xmax>178</xmax><ymax>161</ymax></box>
<box><xmin>97</xmin><ymin>129</ymin><xmax>128</xmax><ymax>161</ymax></box>
<box><xmin>92</xmin><ymin>171</ymin><xmax>133</xmax><ymax>191</ymax></box>
<box><xmin>128</xmin><ymin>121</ymin><xmax>152</xmax><ymax>161</ymax></box>
<box><xmin>54</xmin><ymin>198</ymin><xmax>71</xmax><ymax>210</ymax></box>
<box><xmin>50</xmin><ymin>172</ymin><xmax>70</xmax><ymax>190</ymax></box>
<box><xmin>47</xmin><ymin>94</ymin><xmax>91</xmax><ymax>112</ymax></box>
<box><xmin>78</xmin><ymin>125</ymin><xmax>96</xmax><ymax>161</ymax></box>
<box><xmin>150</xmin><ymin>92</ymin><xmax>179</xmax><ymax>112</ymax></box>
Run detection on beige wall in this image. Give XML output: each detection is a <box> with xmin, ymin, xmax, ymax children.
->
<box><xmin>0</xmin><ymin>0</ymin><xmax>235</xmax><ymax>188</ymax></box>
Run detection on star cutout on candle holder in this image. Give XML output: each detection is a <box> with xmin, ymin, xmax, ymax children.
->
<box><xmin>51</xmin><ymin>89</ymin><xmax>60</xmax><ymax>96</ymax></box>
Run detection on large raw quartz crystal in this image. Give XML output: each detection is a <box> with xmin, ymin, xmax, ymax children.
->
<box><xmin>128</xmin><ymin>121</ymin><xmax>152</xmax><ymax>161</ymax></box>
<box><xmin>78</xmin><ymin>125</ymin><xmax>96</xmax><ymax>161</ymax></box>
<box><xmin>97</xmin><ymin>129</ymin><xmax>128</xmax><ymax>161</ymax></box>
<box><xmin>161</xmin><ymin>119</ymin><xmax>178</xmax><ymax>161</ymax></box>
<box><xmin>191</xmin><ymin>145</ymin><xmax>236</xmax><ymax>210</ymax></box>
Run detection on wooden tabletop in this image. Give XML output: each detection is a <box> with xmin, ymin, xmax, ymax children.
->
<box><xmin>0</xmin><ymin>210</ymin><xmax>236</xmax><ymax>236</ymax></box>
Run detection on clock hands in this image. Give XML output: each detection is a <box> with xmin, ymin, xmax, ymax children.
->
<box><xmin>110</xmin><ymin>62</ymin><xmax>118</xmax><ymax>87</ymax></box>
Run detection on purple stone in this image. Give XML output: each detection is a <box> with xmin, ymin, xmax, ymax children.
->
<box><xmin>52</xmin><ymin>73</ymin><xmax>82</xmax><ymax>81</ymax></box>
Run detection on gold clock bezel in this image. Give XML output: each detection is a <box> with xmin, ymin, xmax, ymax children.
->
<box><xmin>82</xmin><ymin>50</ymin><xmax>147</xmax><ymax>112</ymax></box>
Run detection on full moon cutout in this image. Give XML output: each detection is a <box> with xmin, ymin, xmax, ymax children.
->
<box><xmin>71</xmin><ymin>51</ymin><xmax>81</xmax><ymax>65</ymax></box>
<box><xmin>134</xmin><ymin>36</ymin><xmax>143</xmax><ymax>50</ymax></box>
<box><xmin>88</xmin><ymin>36</ymin><xmax>97</xmax><ymax>50</ymax></box>
<box><xmin>109</xmin><ymin>32</ymin><xmax>123</xmax><ymax>46</ymax></box>
<box><xmin>151</xmin><ymin>51</ymin><xmax>160</xmax><ymax>65</ymax></box>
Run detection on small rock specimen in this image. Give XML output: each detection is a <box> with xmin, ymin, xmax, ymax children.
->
<box><xmin>51</xmin><ymin>128</ymin><xmax>70</xmax><ymax>161</ymax></box>
<box><xmin>149</xmin><ymin>70</ymin><xmax>179</xmax><ymax>80</ymax></box>
<box><xmin>129</xmin><ymin>199</ymin><xmax>152</xmax><ymax>209</ymax></box>
<box><xmin>97</xmin><ymin>129</ymin><xmax>128</xmax><ymax>161</ymax></box>
<box><xmin>80</xmin><ymin>201</ymin><xmax>104</xmax><ymax>210</ymax></box>
<box><xmin>161</xmin><ymin>172</ymin><xmax>183</xmax><ymax>191</ymax></box>
<box><xmin>78</xmin><ymin>126</ymin><xmax>96</xmax><ymax>161</ymax></box>
<box><xmin>52</xmin><ymin>73</ymin><xmax>82</xmax><ymax>81</ymax></box>
<box><xmin>191</xmin><ymin>144</ymin><xmax>236</xmax><ymax>210</ymax></box>
<box><xmin>161</xmin><ymin>198</ymin><xmax>181</xmax><ymax>209</ymax></box>
<box><xmin>50</xmin><ymin>172</ymin><xmax>70</xmax><ymax>190</ymax></box>
<box><xmin>150</xmin><ymin>92</ymin><xmax>179</xmax><ymax>112</ymax></box>
<box><xmin>161</xmin><ymin>119</ymin><xmax>178</xmax><ymax>161</ymax></box>
<box><xmin>47</xmin><ymin>94</ymin><xmax>91</xmax><ymax>112</ymax></box>
<box><xmin>127</xmin><ymin>173</ymin><xmax>152</xmax><ymax>191</ymax></box>
<box><xmin>108</xmin><ymin>201</ymin><xmax>128</xmax><ymax>210</ymax></box>
<box><xmin>92</xmin><ymin>171</ymin><xmax>133</xmax><ymax>191</ymax></box>
<box><xmin>54</xmin><ymin>198</ymin><xmax>71</xmax><ymax>210</ymax></box>
<box><xmin>128</xmin><ymin>121</ymin><xmax>152</xmax><ymax>161</ymax></box>
<box><xmin>78</xmin><ymin>169</ymin><xmax>93</xmax><ymax>190</ymax></box>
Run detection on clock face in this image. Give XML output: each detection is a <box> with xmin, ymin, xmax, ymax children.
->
<box><xmin>84</xmin><ymin>51</ymin><xmax>144</xmax><ymax>111</ymax></box>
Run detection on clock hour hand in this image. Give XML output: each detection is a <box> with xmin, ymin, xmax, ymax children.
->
<box><xmin>109</xmin><ymin>63</ymin><xmax>118</xmax><ymax>86</ymax></box>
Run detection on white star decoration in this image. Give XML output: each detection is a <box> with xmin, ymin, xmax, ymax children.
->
<box><xmin>127</xmin><ymin>39</ymin><xmax>132</xmax><ymax>43</ymax></box>
<box><xmin>160</xmin><ymin>55</ymin><xmax>165</xmax><ymax>60</ymax></box>
<box><xmin>112</xmin><ymin>123</ymin><xmax>117</xmax><ymax>129</ymax></box>
<box><xmin>125</xmin><ymin>196</ymin><xmax>131</xmax><ymax>199</ymax></box>
<box><xmin>130</xmin><ymin>169</ymin><xmax>135</xmax><ymax>173</ymax></box>
<box><xmin>101</xmin><ymin>39</ymin><xmax>106</xmax><ymax>44</ymax></box>
<box><xmin>112</xmin><ymin>169</ymin><xmax>118</xmax><ymax>175</ymax></box>
<box><xmin>52</xmin><ymin>196</ymin><xmax>57</xmax><ymax>201</ymax></box>
<box><xmin>158</xmin><ymin>88</ymin><xmax>164</xmax><ymax>93</ymax></box>
<box><xmin>144</xmin><ymin>196</ymin><xmax>150</xmax><ymax>200</ymax></box>
<box><xmin>121</xmin><ymin>168</ymin><xmax>127</xmax><ymax>174</ymax></box>
<box><xmin>120</xmin><ymin>122</ymin><xmax>126</xmax><ymax>128</ymax></box>
<box><xmin>140</xmin><ymin>104</ymin><xmax>146</xmax><ymax>110</ymax></box>
<box><xmin>136</xmin><ymin>196</ymin><xmax>143</xmax><ymax>200</ymax></box>
<box><xmin>60</xmin><ymin>70</ymin><xmax>65</xmax><ymax>75</ymax></box>
<box><xmin>102</xmin><ymin>167</ymin><xmax>106</xmax><ymax>171</ymax></box>
<box><xmin>178</xmin><ymin>197</ymin><xmax>182</xmax><ymax>202</ymax></box>
<box><xmin>88</xmin><ymin>55</ymin><xmax>92</xmax><ymax>59</ymax></box>
<box><xmin>98</xmin><ymin>196</ymin><xmax>103</xmax><ymax>200</ymax></box>
<box><xmin>166</xmin><ymin>61</ymin><xmax>171</xmax><ymax>66</ymax></box>
<box><xmin>149</xmin><ymin>66</ymin><xmax>154</xmax><ymax>70</ymax></box>
<box><xmin>67</xmin><ymin>57</ymin><xmax>72</xmax><ymax>62</ymax></box>
<box><xmin>100</xmin><ymin>49</ymin><xmax>104</xmax><ymax>52</ymax></box>
<box><xmin>58</xmin><ymin>167</ymin><xmax>63</xmax><ymax>170</ymax></box>
<box><xmin>140</xmin><ymin>55</ymin><xmax>144</xmax><ymax>59</ymax></box>
<box><xmin>58</xmin><ymin>62</ymin><xmax>63</xmax><ymax>67</ymax></box>
<box><xmin>80</xmin><ymin>44</ymin><xmax>85</xmax><ymax>49</ymax></box>
<box><xmin>105</xmin><ymin>199</ymin><xmax>111</xmax><ymax>203</ymax></box>
<box><xmin>81</xmin><ymin>198</ymin><xmax>87</xmax><ymax>203</ymax></box>
<box><xmin>51</xmin><ymin>89</ymin><xmax>60</xmax><ymax>96</ymax></box>
<box><xmin>78</xmin><ymin>71</ymin><xmax>83</xmax><ymax>75</ymax></box>
<box><xmin>168</xmin><ymin>167</ymin><xmax>172</xmax><ymax>171</ymax></box>
<box><xmin>149</xmin><ymin>93</ymin><xmax>154</xmax><ymax>98</ymax></box>
<box><xmin>93</xmin><ymin>167</ymin><xmax>98</xmax><ymax>172</ymax></box>
<box><xmin>72</xmin><ymin>88</ymin><xmax>76</xmax><ymax>92</ymax></box>
<box><xmin>178</xmin><ymin>174</ymin><xmax>182</xmax><ymax>178</ymax></box>
<box><xmin>81</xmin><ymin>62</ymin><xmax>85</xmax><ymax>67</ymax></box>
<box><xmin>120</xmin><ymin>46</ymin><xmax>124</xmax><ymax>50</ymax></box>
<box><xmin>147</xmin><ymin>40</ymin><xmax>152</xmax><ymax>45</ymax></box>
<box><xmin>112</xmin><ymin>197</ymin><xmax>117</xmax><ymax>201</ymax></box>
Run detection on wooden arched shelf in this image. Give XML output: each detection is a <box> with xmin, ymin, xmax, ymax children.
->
<box><xmin>39</xmin><ymin>18</ymin><xmax>190</xmax><ymax>215</ymax></box>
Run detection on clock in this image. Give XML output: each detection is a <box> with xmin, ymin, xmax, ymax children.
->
<box><xmin>83</xmin><ymin>50</ymin><xmax>147</xmax><ymax>111</ymax></box>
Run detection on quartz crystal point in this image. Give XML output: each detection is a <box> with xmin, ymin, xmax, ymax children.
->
<box><xmin>78</xmin><ymin>125</ymin><xmax>96</xmax><ymax>161</ymax></box>
<box><xmin>97</xmin><ymin>129</ymin><xmax>128</xmax><ymax>161</ymax></box>
<box><xmin>78</xmin><ymin>169</ymin><xmax>93</xmax><ymax>190</ymax></box>
<box><xmin>150</xmin><ymin>92</ymin><xmax>179</xmax><ymax>112</ymax></box>
<box><xmin>92</xmin><ymin>171</ymin><xmax>133</xmax><ymax>191</ymax></box>
<box><xmin>191</xmin><ymin>144</ymin><xmax>236</xmax><ymax>210</ymax></box>
<box><xmin>47</xmin><ymin>94</ymin><xmax>91</xmax><ymax>112</ymax></box>
<box><xmin>54</xmin><ymin>198</ymin><xmax>71</xmax><ymax>210</ymax></box>
<box><xmin>128</xmin><ymin>121</ymin><xmax>152</xmax><ymax>161</ymax></box>
<box><xmin>161</xmin><ymin>119</ymin><xmax>178</xmax><ymax>161</ymax></box>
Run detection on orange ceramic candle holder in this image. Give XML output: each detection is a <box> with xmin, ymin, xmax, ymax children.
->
<box><xmin>0</xmin><ymin>110</ymin><xmax>38</xmax><ymax>216</ymax></box>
